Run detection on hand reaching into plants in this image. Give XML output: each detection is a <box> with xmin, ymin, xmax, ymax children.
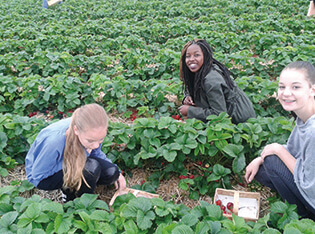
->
<box><xmin>183</xmin><ymin>96</ymin><xmax>195</xmax><ymax>106</ymax></box>
<box><xmin>178</xmin><ymin>105</ymin><xmax>190</xmax><ymax>116</ymax></box>
<box><xmin>244</xmin><ymin>157</ymin><xmax>263</xmax><ymax>183</ymax></box>
<box><xmin>115</xmin><ymin>173</ymin><xmax>127</xmax><ymax>192</ymax></box>
<box><xmin>179</xmin><ymin>96</ymin><xmax>195</xmax><ymax>116</ymax></box>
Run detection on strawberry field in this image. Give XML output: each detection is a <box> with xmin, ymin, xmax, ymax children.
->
<box><xmin>1</xmin><ymin>0</ymin><xmax>315</xmax><ymax>232</ymax></box>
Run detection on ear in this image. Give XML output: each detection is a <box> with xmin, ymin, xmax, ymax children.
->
<box><xmin>311</xmin><ymin>85</ymin><xmax>315</xmax><ymax>97</ymax></box>
<box><xmin>73</xmin><ymin>125</ymin><xmax>79</xmax><ymax>136</ymax></box>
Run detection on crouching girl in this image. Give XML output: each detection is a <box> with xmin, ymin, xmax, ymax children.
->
<box><xmin>26</xmin><ymin>103</ymin><xmax>126</xmax><ymax>202</ymax></box>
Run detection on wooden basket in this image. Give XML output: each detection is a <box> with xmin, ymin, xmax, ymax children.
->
<box><xmin>109</xmin><ymin>188</ymin><xmax>159</xmax><ymax>206</ymax></box>
<box><xmin>214</xmin><ymin>188</ymin><xmax>260</xmax><ymax>222</ymax></box>
<box><xmin>47</xmin><ymin>0</ymin><xmax>63</xmax><ymax>7</ymax></box>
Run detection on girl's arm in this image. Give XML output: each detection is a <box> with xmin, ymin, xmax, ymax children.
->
<box><xmin>260</xmin><ymin>143</ymin><xmax>296</xmax><ymax>173</ymax></box>
<box><xmin>186</xmin><ymin>72</ymin><xmax>228</xmax><ymax>121</ymax></box>
<box><xmin>115</xmin><ymin>173</ymin><xmax>127</xmax><ymax>191</ymax></box>
<box><xmin>245</xmin><ymin>157</ymin><xmax>263</xmax><ymax>183</ymax></box>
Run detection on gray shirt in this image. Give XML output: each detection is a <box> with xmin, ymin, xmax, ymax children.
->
<box><xmin>289</xmin><ymin>114</ymin><xmax>315</xmax><ymax>208</ymax></box>
<box><xmin>187</xmin><ymin>65</ymin><xmax>255</xmax><ymax>124</ymax></box>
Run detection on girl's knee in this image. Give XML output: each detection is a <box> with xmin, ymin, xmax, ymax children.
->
<box><xmin>99</xmin><ymin>165</ymin><xmax>120</xmax><ymax>185</ymax></box>
<box><xmin>85</xmin><ymin>158</ymin><xmax>101</xmax><ymax>178</ymax></box>
<box><xmin>263</xmin><ymin>155</ymin><xmax>281</xmax><ymax>170</ymax></box>
<box><xmin>107</xmin><ymin>166</ymin><xmax>119</xmax><ymax>177</ymax></box>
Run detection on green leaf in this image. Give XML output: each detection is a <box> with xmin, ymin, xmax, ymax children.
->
<box><xmin>212</xmin><ymin>164</ymin><xmax>231</xmax><ymax>176</ymax></box>
<box><xmin>283</xmin><ymin>227</ymin><xmax>302</xmax><ymax>234</ymax></box>
<box><xmin>25</xmin><ymin>203</ymin><xmax>41</xmax><ymax>219</ymax></box>
<box><xmin>78</xmin><ymin>193</ymin><xmax>98</xmax><ymax>208</ymax></box>
<box><xmin>232</xmin><ymin>154</ymin><xmax>246</xmax><ymax>174</ymax></box>
<box><xmin>270</xmin><ymin>201</ymin><xmax>287</xmax><ymax>213</ymax></box>
<box><xmin>90</xmin><ymin>210</ymin><xmax>109</xmax><ymax>221</ymax></box>
<box><xmin>121</xmin><ymin>205</ymin><xmax>138</xmax><ymax>218</ymax></box>
<box><xmin>222</xmin><ymin>144</ymin><xmax>244</xmax><ymax>158</ymax></box>
<box><xmin>54</xmin><ymin>214</ymin><xmax>71</xmax><ymax>233</ymax></box>
<box><xmin>208</xmin><ymin>146</ymin><xmax>219</xmax><ymax>157</ymax></box>
<box><xmin>169</xmin><ymin>143</ymin><xmax>182</xmax><ymax>151</ymax></box>
<box><xmin>0</xmin><ymin>132</ymin><xmax>7</xmax><ymax>150</ymax></box>
<box><xmin>0</xmin><ymin>211</ymin><xmax>18</xmax><ymax>228</ymax></box>
<box><xmin>149</xmin><ymin>137</ymin><xmax>161</xmax><ymax>148</ymax></box>
<box><xmin>17</xmin><ymin>217</ymin><xmax>32</xmax><ymax>228</ymax></box>
<box><xmin>95</xmin><ymin>222</ymin><xmax>113</xmax><ymax>233</ymax></box>
<box><xmin>73</xmin><ymin>220</ymin><xmax>87</xmax><ymax>232</ymax></box>
<box><xmin>171</xmin><ymin>224</ymin><xmax>194</xmax><ymax>234</ymax></box>
<box><xmin>204</xmin><ymin>204</ymin><xmax>223</xmax><ymax>220</ymax></box>
<box><xmin>136</xmin><ymin>210</ymin><xmax>155</xmax><ymax>230</ymax></box>
<box><xmin>34</xmin><ymin>213</ymin><xmax>49</xmax><ymax>223</ymax></box>
<box><xmin>123</xmin><ymin>219</ymin><xmax>139</xmax><ymax>233</ymax></box>
<box><xmin>42</xmin><ymin>202</ymin><xmax>64</xmax><ymax>214</ymax></box>
<box><xmin>0</xmin><ymin>203</ymin><xmax>13</xmax><ymax>215</ymax></box>
<box><xmin>195</xmin><ymin>221</ymin><xmax>210</xmax><ymax>234</ymax></box>
<box><xmin>207</xmin><ymin>174</ymin><xmax>221</xmax><ymax>182</ymax></box>
<box><xmin>180</xmin><ymin>214</ymin><xmax>199</xmax><ymax>226</ymax></box>
<box><xmin>164</xmin><ymin>150</ymin><xmax>177</xmax><ymax>162</ymax></box>
<box><xmin>129</xmin><ymin>197</ymin><xmax>152</xmax><ymax>212</ymax></box>
<box><xmin>155</xmin><ymin>207</ymin><xmax>169</xmax><ymax>217</ymax></box>
<box><xmin>262</xmin><ymin>228</ymin><xmax>281</xmax><ymax>233</ymax></box>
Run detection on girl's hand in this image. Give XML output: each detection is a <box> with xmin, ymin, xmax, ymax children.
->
<box><xmin>115</xmin><ymin>173</ymin><xmax>126</xmax><ymax>192</ymax></box>
<box><xmin>244</xmin><ymin>157</ymin><xmax>263</xmax><ymax>183</ymax></box>
<box><xmin>178</xmin><ymin>105</ymin><xmax>190</xmax><ymax>116</ymax></box>
<box><xmin>183</xmin><ymin>96</ymin><xmax>195</xmax><ymax>106</ymax></box>
<box><xmin>260</xmin><ymin>143</ymin><xmax>283</xmax><ymax>161</ymax></box>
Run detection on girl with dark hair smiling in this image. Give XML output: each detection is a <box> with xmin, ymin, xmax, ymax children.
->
<box><xmin>179</xmin><ymin>39</ymin><xmax>255</xmax><ymax>124</ymax></box>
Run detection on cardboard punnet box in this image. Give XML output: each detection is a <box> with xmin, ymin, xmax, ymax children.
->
<box><xmin>109</xmin><ymin>188</ymin><xmax>159</xmax><ymax>206</ymax></box>
<box><xmin>214</xmin><ymin>188</ymin><xmax>260</xmax><ymax>222</ymax></box>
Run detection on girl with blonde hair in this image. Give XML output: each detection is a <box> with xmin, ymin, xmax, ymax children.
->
<box><xmin>26</xmin><ymin>103</ymin><xmax>126</xmax><ymax>202</ymax></box>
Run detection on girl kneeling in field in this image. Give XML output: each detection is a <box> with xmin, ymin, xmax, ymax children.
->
<box><xmin>178</xmin><ymin>39</ymin><xmax>255</xmax><ymax>124</ymax></box>
<box><xmin>25</xmin><ymin>103</ymin><xmax>126</xmax><ymax>202</ymax></box>
<box><xmin>245</xmin><ymin>61</ymin><xmax>315</xmax><ymax>219</ymax></box>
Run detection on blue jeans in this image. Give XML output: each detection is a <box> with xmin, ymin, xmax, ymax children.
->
<box><xmin>37</xmin><ymin>156</ymin><xmax>120</xmax><ymax>201</ymax></box>
<box><xmin>43</xmin><ymin>0</ymin><xmax>48</xmax><ymax>8</ymax></box>
<box><xmin>255</xmin><ymin>155</ymin><xmax>315</xmax><ymax>220</ymax></box>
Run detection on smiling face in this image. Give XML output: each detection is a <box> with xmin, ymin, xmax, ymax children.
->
<box><xmin>185</xmin><ymin>44</ymin><xmax>204</xmax><ymax>73</ymax></box>
<box><xmin>74</xmin><ymin>126</ymin><xmax>107</xmax><ymax>152</ymax></box>
<box><xmin>278</xmin><ymin>69</ymin><xmax>315</xmax><ymax>119</ymax></box>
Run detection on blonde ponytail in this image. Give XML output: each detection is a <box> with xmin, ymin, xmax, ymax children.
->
<box><xmin>63</xmin><ymin>104</ymin><xmax>108</xmax><ymax>191</ymax></box>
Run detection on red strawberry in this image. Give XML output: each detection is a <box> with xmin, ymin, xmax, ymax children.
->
<box><xmin>220</xmin><ymin>205</ymin><xmax>226</xmax><ymax>211</ymax></box>
<box><xmin>179</xmin><ymin>175</ymin><xmax>187</xmax><ymax>180</ymax></box>
<box><xmin>215</xmin><ymin>199</ymin><xmax>222</xmax><ymax>206</ymax></box>
<box><xmin>227</xmin><ymin>202</ymin><xmax>234</xmax><ymax>211</ymax></box>
<box><xmin>189</xmin><ymin>175</ymin><xmax>194</xmax><ymax>179</ymax></box>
